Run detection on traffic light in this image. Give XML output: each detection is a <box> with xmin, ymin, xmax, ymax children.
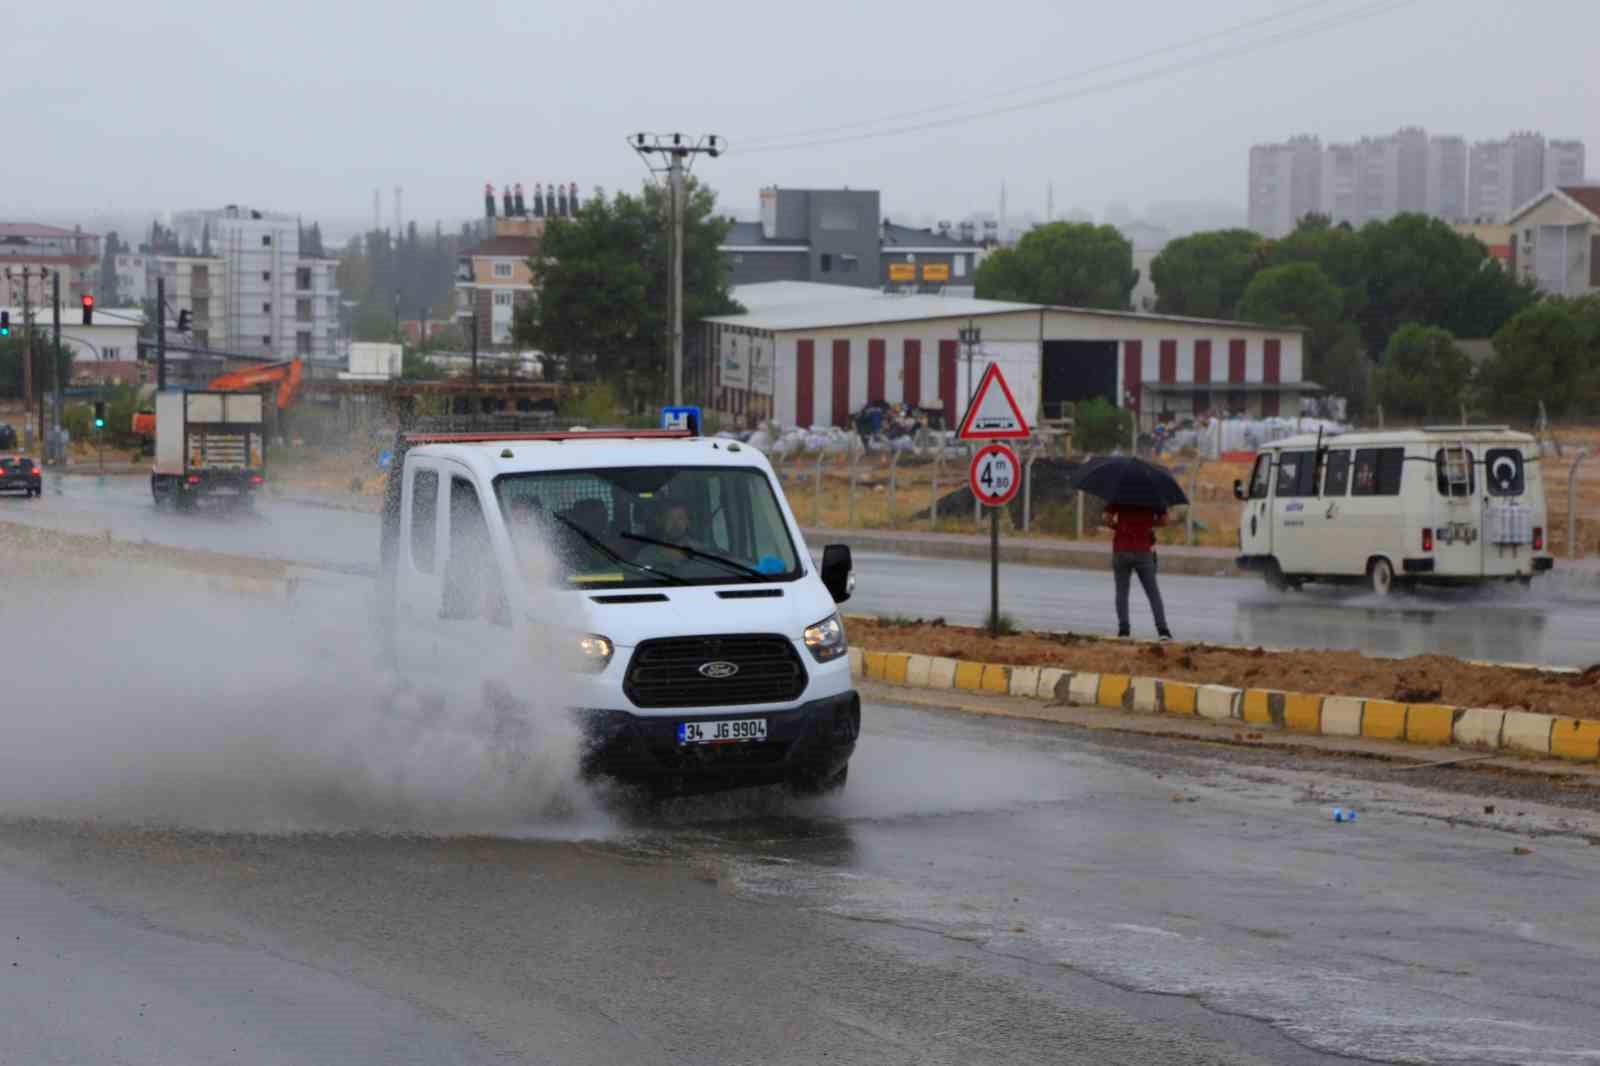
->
<box><xmin>81</xmin><ymin>294</ymin><xmax>94</xmax><ymax>325</ymax></box>
<box><xmin>177</xmin><ymin>309</ymin><xmax>192</xmax><ymax>332</ymax></box>
<box><xmin>0</xmin><ymin>311</ymin><xmax>8</xmax><ymax>337</ymax></box>
<box><xmin>93</xmin><ymin>401</ymin><xmax>107</xmax><ymax>430</ymax></box>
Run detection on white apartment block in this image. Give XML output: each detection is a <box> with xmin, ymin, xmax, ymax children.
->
<box><xmin>162</xmin><ymin>206</ymin><xmax>342</xmax><ymax>362</ymax></box>
<box><xmin>1252</xmin><ymin>129</ymin><xmax>1587</xmax><ymax>234</ymax></box>
<box><xmin>1546</xmin><ymin>140</ymin><xmax>1588</xmax><ymax>188</ymax></box>
<box><xmin>1426</xmin><ymin>136</ymin><xmax>1469</xmax><ymax>222</ymax></box>
<box><xmin>1248</xmin><ymin>136</ymin><xmax>1322</xmax><ymax>238</ymax></box>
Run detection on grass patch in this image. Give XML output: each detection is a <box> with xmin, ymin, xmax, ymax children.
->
<box><xmin>983</xmin><ymin>610</ymin><xmax>1020</xmax><ymax>636</ymax></box>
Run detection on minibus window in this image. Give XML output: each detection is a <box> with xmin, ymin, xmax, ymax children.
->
<box><xmin>1248</xmin><ymin>454</ymin><xmax>1272</xmax><ymax>500</ymax></box>
<box><xmin>1435</xmin><ymin>448</ymin><xmax>1474</xmax><ymax>497</ymax></box>
<box><xmin>1351</xmin><ymin>448</ymin><xmax>1404</xmax><ymax>497</ymax></box>
<box><xmin>1323</xmin><ymin>450</ymin><xmax>1351</xmax><ymax>496</ymax></box>
<box><xmin>1275</xmin><ymin>450</ymin><xmax>1317</xmax><ymax>497</ymax></box>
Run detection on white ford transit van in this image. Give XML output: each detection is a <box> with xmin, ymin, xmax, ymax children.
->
<box><xmin>1234</xmin><ymin>426</ymin><xmax>1553</xmax><ymax>594</ymax></box>
<box><xmin>378</xmin><ymin>427</ymin><xmax>859</xmax><ymax>795</ymax></box>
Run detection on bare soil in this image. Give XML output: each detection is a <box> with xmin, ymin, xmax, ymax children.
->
<box><xmin>848</xmin><ymin>616</ymin><xmax>1600</xmax><ymax>721</ymax></box>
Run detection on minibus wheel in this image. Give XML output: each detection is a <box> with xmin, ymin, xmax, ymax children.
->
<box><xmin>1367</xmin><ymin>557</ymin><xmax>1395</xmax><ymax>596</ymax></box>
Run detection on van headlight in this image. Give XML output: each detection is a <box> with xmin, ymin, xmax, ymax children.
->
<box><xmin>576</xmin><ymin>634</ymin><xmax>614</xmax><ymax>673</ymax></box>
<box><xmin>803</xmin><ymin>614</ymin><xmax>847</xmax><ymax>663</ymax></box>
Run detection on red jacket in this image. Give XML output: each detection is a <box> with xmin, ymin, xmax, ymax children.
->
<box><xmin>1104</xmin><ymin>505</ymin><xmax>1165</xmax><ymax>553</ymax></box>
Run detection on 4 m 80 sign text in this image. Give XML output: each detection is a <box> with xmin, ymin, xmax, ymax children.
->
<box><xmin>969</xmin><ymin>444</ymin><xmax>1021</xmax><ymax>508</ymax></box>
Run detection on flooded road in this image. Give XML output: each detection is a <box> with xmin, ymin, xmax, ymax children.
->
<box><xmin>3</xmin><ymin>699</ymin><xmax>1598</xmax><ymax>1064</ymax></box>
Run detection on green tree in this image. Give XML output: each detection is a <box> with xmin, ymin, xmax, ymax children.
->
<box><xmin>1234</xmin><ymin>262</ymin><xmax>1367</xmax><ymax>409</ymax></box>
<box><xmin>1476</xmin><ymin>296</ymin><xmax>1600</xmax><ymax>418</ymax></box>
<box><xmin>400</xmin><ymin>349</ymin><xmax>444</xmax><ymax>380</ymax></box>
<box><xmin>974</xmin><ymin>222</ymin><xmax>1138</xmax><ymax>309</ymax></box>
<box><xmin>512</xmin><ymin>179</ymin><xmax>738</xmax><ymax>408</ymax></box>
<box><xmin>1371</xmin><ymin>324</ymin><xmax>1473</xmax><ymax>420</ymax></box>
<box><xmin>1148</xmin><ymin>228</ymin><xmax>1261</xmax><ymax>318</ymax></box>
<box><xmin>0</xmin><ymin>331</ymin><xmax>75</xmax><ymax>402</ymax></box>
<box><xmin>1073</xmin><ymin>396</ymin><xmax>1134</xmax><ymax>452</ymax></box>
<box><xmin>97</xmin><ymin>231</ymin><xmax>124</xmax><ymax>305</ymax></box>
<box><xmin>1349</xmin><ymin>214</ymin><xmax>1535</xmax><ymax>354</ymax></box>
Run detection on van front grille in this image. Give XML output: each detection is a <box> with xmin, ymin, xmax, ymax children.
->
<box><xmin>623</xmin><ymin>634</ymin><xmax>807</xmax><ymax>709</ymax></box>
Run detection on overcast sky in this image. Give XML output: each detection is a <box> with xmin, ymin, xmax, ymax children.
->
<box><xmin>9</xmin><ymin>0</ymin><xmax>1597</xmax><ymax>230</ymax></box>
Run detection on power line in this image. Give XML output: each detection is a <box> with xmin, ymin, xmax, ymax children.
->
<box><xmin>740</xmin><ymin>0</ymin><xmax>1417</xmax><ymax>155</ymax></box>
<box><xmin>739</xmin><ymin>0</ymin><xmax>1355</xmax><ymax>148</ymax></box>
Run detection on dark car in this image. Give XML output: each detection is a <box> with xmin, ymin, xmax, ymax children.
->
<box><xmin>0</xmin><ymin>455</ymin><xmax>42</xmax><ymax>497</ymax></box>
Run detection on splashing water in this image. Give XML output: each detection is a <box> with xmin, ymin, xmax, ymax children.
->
<box><xmin>0</xmin><ymin>543</ymin><xmax>613</xmax><ymax>837</ymax></box>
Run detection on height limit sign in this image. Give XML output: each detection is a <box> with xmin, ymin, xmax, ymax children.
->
<box><xmin>969</xmin><ymin>443</ymin><xmax>1020</xmax><ymax>508</ymax></box>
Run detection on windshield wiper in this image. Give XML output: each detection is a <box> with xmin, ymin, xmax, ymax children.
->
<box><xmin>551</xmin><ymin>515</ymin><xmax>688</xmax><ymax>584</ymax></box>
<box><xmin>619</xmin><ymin>532</ymin><xmax>767</xmax><ymax>579</ymax></box>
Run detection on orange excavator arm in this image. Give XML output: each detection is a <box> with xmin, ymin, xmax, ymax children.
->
<box><xmin>206</xmin><ymin>359</ymin><xmax>303</xmax><ymax>410</ymax></box>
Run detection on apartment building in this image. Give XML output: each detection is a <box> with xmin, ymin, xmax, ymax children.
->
<box><xmin>1248</xmin><ymin>136</ymin><xmax>1324</xmax><ymax>237</ymax></box>
<box><xmin>0</xmin><ymin>223</ymin><xmax>100</xmax><ymax>305</ymax></box>
<box><xmin>156</xmin><ymin>207</ymin><xmax>342</xmax><ymax>362</ymax></box>
<box><xmin>1251</xmin><ymin>129</ymin><xmax>1587</xmax><ymax>233</ymax></box>
<box><xmin>114</xmin><ymin>254</ymin><xmax>230</xmax><ymax>352</ymax></box>
<box><xmin>1427</xmin><ymin>136</ymin><xmax>1469</xmax><ymax>222</ymax></box>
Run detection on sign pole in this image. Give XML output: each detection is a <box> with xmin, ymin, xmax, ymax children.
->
<box><xmin>958</xmin><ymin>362</ymin><xmax>1029</xmax><ymax>642</ymax></box>
<box><xmin>989</xmin><ymin>505</ymin><xmax>1000</xmax><ymax>637</ymax></box>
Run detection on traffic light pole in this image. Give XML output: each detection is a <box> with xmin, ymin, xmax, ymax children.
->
<box><xmin>156</xmin><ymin>276</ymin><xmax>166</xmax><ymax>390</ymax></box>
<box><xmin>13</xmin><ymin>269</ymin><xmax>34</xmax><ymax>450</ymax></box>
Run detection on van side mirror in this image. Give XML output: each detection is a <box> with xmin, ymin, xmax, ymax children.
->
<box><xmin>821</xmin><ymin>544</ymin><xmax>853</xmax><ymax>604</ymax></box>
<box><xmin>1232</xmin><ymin>479</ymin><xmax>1246</xmax><ymax>501</ymax></box>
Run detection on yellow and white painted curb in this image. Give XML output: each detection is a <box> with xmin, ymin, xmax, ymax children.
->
<box><xmin>848</xmin><ymin>646</ymin><xmax>1596</xmax><ymax>763</ymax></box>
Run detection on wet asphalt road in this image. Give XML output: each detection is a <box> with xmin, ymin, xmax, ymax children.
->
<box><xmin>3</xmin><ymin>698</ymin><xmax>1599</xmax><ymax>1065</ymax></box>
<box><xmin>10</xmin><ymin>473</ymin><xmax>1600</xmax><ymax>667</ymax></box>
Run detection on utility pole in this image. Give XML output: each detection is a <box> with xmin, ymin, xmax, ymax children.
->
<box><xmin>51</xmin><ymin>271</ymin><xmax>62</xmax><ymax>464</ymax></box>
<box><xmin>157</xmin><ymin>275</ymin><xmax>167</xmax><ymax>390</ymax></box>
<box><xmin>629</xmin><ymin>132</ymin><xmax>723</xmax><ymax>408</ymax></box>
<box><xmin>959</xmin><ymin>322</ymin><xmax>982</xmax><ymax>417</ymax></box>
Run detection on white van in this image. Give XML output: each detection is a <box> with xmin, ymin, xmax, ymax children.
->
<box><xmin>1234</xmin><ymin>426</ymin><xmax>1554</xmax><ymax>595</ymax></box>
<box><xmin>377</xmin><ymin>428</ymin><xmax>859</xmax><ymax>796</ymax></box>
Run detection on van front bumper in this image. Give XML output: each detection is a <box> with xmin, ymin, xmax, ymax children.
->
<box><xmin>576</xmin><ymin>690</ymin><xmax>860</xmax><ymax>794</ymax></box>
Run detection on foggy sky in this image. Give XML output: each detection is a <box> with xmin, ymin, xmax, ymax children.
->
<box><xmin>9</xmin><ymin>0</ymin><xmax>1598</xmax><ymax>230</ymax></box>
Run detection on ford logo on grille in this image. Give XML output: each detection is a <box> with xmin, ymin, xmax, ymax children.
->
<box><xmin>698</xmin><ymin>660</ymin><xmax>740</xmax><ymax>679</ymax></box>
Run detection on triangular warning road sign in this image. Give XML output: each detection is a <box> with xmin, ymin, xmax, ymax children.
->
<box><xmin>957</xmin><ymin>362</ymin><xmax>1031</xmax><ymax>440</ymax></box>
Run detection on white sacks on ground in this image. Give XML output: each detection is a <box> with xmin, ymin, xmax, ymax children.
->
<box><xmin>1157</xmin><ymin>416</ymin><xmax>1349</xmax><ymax>458</ymax></box>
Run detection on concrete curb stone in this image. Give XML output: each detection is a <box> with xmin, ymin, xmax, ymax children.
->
<box><xmin>849</xmin><ymin>646</ymin><xmax>1596</xmax><ymax>764</ymax></box>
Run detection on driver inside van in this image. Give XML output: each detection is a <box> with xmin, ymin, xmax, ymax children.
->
<box><xmin>634</xmin><ymin>500</ymin><xmax>703</xmax><ymax>569</ymax></box>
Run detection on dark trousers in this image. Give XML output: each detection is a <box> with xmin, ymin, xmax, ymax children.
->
<box><xmin>1113</xmin><ymin>551</ymin><xmax>1169</xmax><ymax>633</ymax></box>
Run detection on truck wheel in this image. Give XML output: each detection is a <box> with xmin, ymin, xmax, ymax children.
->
<box><xmin>1367</xmin><ymin>557</ymin><xmax>1395</xmax><ymax>597</ymax></box>
<box><xmin>1262</xmin><ymin>557</ymin><xmax>1287</xmax><ymax>591</ymax></box>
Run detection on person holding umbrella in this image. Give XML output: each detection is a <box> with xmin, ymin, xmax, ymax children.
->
<box><xmin>1071</xmin><ymin>456</ymin><xmax>1188</xmax><ymax>641</ymax></box>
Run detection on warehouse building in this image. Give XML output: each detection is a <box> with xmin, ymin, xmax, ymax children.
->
<box><xmin>700</xmin><ymin>282</ymin><xmax>1312</xmax><ymax>430</ymax></box>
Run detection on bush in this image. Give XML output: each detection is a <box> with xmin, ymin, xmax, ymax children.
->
<box><xmin>558</xmin><ymin>382</ymin><xmax>620</xmax><ymax>424</ymax></box>
<box><xmin>1075</xmin><ymin>397</ymin><xmax>1134</xmax><ymax>454</ymax></box>
<box><xmin>63</xmin><ymin>384</ymin><xmax>144</xmax><ymax>446</ymax></box>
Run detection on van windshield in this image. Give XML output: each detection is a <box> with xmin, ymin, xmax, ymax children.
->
<box><xmin>494</xmin><ymin>465</ymin><xmax>801</xmax><ymax>588</ymax></box>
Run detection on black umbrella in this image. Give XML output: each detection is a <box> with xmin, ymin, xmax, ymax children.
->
<box><xmin>1070</xmin><ymin>455</ymin><xmax>1188</xmax><ymax>510</ymax></box>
